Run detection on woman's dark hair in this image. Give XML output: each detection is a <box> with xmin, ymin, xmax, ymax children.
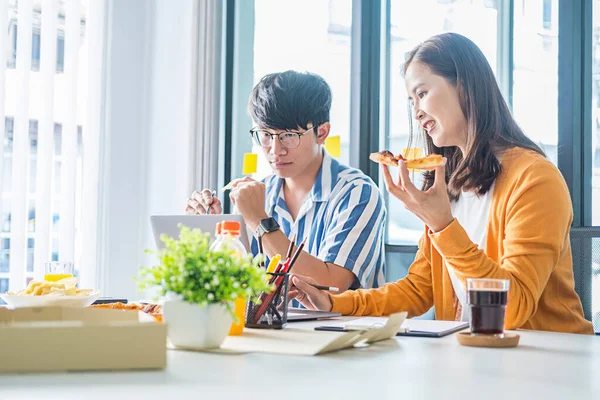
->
<box><xmin>403</xmin><ymin>33</ymin><xmax>545</xmax><ymax>199</ymax></box>
<box><xmin>248</xmin><ymin>70</ymin><xmax>332</xmax><ymax>131</ymax></box>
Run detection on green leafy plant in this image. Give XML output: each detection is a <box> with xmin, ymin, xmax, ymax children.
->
<box><xmin>137</xmin><ymin>225</ymin><xmax>273</xmax><ymax>318</ymax></box>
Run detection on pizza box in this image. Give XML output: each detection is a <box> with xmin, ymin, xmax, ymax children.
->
<box><xmin>0</xmin><ymin>306</ymin><xmax>166</xmax><ymax>373</ymax></box>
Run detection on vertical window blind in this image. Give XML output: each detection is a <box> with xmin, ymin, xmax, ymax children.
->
<box><xmin>1</xmin><ymin>0</ymin><xmax>106</xmax><ymax>293</ymax></box>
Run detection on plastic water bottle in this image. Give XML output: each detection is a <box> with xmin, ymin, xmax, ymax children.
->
<box><xmin>212</xmin><ymin>221</ymin><xmax>247</xmax><ymax>257</ymax></box>
<box><xmin>210</xmin><ymin>221</ymin><xmax>247</xmax><ymax>335</ymax></box>
<box><xmin>209</xmin><ymin>222</ymin><xmax>223</xmax><ymax>251</ymax></box>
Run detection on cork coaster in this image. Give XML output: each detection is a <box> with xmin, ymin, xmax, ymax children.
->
<box><xmin>456</xmin><ymin>332</ymin><xmax>520</xmax><ymax>348</ymax></box>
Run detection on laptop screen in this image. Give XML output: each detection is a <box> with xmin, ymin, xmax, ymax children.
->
<box><xmin>150</xmin><ymin>214</ymin><xmax>251</xmax><ymax>251</ymax></box>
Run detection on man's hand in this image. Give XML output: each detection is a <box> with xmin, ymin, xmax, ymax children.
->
<box><xmin>185</xmin><ymin>189</ymin><xmax>222</xmax><ymax>215</ymax></box>
<box><xmin>229</xmin><ymin>180</ymin><xmax>268</xmax><ymax>231</ymax></box>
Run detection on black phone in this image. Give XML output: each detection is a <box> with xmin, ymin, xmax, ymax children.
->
<box><xmin>92</xmin><ymin>298</ymin><xmax>128</xmax><ymax>305</ymax></box>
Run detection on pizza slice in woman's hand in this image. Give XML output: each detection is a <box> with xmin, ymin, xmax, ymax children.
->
<box><xmin>369</xmin><ymin>150</ymin><xmax>399</xmax><ymax>166</ymax></box>
<box><xmin>403</xmin><ymin>154</ymin><xmax>444</xmax><ymax>171</ymax></box>
<box><xmin>370</xmin><ymin>150</ymin><xmax>443</xmax><ymax>171</ymax></box>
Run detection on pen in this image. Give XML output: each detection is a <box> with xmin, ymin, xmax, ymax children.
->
<box><xmin>310</xmin><ymin>284</ymin><xmax>339</xmax><ymax>292</ymax></box>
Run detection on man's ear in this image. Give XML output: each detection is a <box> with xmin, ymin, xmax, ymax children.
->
<box><xmin>315</xmin><ymin>122</ymin><xmax>331</xmax><ymax>145</ymax></box>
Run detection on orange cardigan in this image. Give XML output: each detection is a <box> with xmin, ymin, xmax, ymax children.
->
<box><xmin>331</xmin><ymin>148</ymin><xmax>594</xmax><ymax>334</ymax></box>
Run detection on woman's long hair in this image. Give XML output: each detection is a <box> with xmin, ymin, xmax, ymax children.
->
<box><xmin>403</xmin><ymin>33</ymin><xmax>544</xmax><ymax>200</ymax></box>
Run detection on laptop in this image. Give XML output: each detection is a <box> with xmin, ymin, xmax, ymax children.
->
<box><xmin>150</xmin><ymin>214</ymin><xmax>251</xmax><ymax>251</ymax></box>
<box><xmin>287</xmin><ymin>308</ymin><xmax>342</xmax><ymax>322</ymax></box>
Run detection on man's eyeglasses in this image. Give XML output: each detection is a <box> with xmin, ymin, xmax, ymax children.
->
<box><xmin>249</xmin><ymin>126</ymin><xmax>317</xmax><ymax>149</ymax></box>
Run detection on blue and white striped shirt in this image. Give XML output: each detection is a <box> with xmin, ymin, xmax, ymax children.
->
<box><xmin>249</xmin><ymin>152</ymin><xmax>386</xmax><ymax>288</ymax></box>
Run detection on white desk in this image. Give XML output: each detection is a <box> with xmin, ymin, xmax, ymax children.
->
<box><xmin>1</xmin><ymin>318</ymin><xmax>598</xmax><ymax>400</ymax></box>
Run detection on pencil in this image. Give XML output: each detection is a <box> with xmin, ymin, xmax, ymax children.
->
<box><xmin>285</xmin><ymin>234</ymin><xmax>296</xmax><ymax>261</ymax></box>
<box><xmin>251</xmin><ymin>234</ymin><xmax>298</xmax><ymax>324</ymax></box>
<box><xmin>310</xmin><ymin>284</ymin><xmax>340</xmax><ymax>292</ymax></box>
<box><xmin>285</xmin><ymin>237</ymin><xmax>306</xmax><ymax>273</ymax></box>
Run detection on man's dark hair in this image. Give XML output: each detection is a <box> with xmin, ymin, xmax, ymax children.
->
<box><xmin>248</xmin><ymin>70</ymin><xmax>332</xmax><ymax>130</ymax></box>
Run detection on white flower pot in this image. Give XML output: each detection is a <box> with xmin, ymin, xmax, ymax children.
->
<box><xmin>163</xmin><ymin>300</ymin><xmax>233</xmax><ymax>349</ymax></box>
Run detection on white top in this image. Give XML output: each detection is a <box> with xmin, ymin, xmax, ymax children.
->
<box><xmin>449</xmin><ymin>183</ymin><xmax>495</xmax><ymax>321</ymax></box>
<box><xmin>1</xmin><ymin>318</ymin><xmax>597</xmax><ymax>399</ymax></box>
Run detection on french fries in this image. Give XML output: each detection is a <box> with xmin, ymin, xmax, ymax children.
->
<box><xmin>7</xmin><ymin>278</ymin><xmax>94</xmax><ymax>297</ymax></box>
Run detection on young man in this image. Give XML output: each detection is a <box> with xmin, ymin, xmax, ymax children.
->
<box><xmin>186</xmin><ymin>71</ymin><xmax>386</xmax><ymax>291</ymax></box>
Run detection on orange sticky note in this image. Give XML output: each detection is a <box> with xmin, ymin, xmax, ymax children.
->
<box><xmin>324</xmin><ymin>136</ymin><xmax>341</xmax><ymax>158</ymax></box>
<box><xmin>242</xmin><ymin>153</ymin><xmax>258</xmax><ymax>175</ymax></box>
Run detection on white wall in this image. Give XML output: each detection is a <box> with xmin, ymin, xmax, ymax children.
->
<box><xmin>102</xmin><ymin>0</ymin><xmax>194</xmax><ymax>299</ymax></box>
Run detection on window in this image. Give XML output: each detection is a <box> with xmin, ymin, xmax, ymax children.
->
<box><xmin>1</xmin><ymin>118</ymin><xmax>65</xmax><ymax>285</ymax></box>
<box><xmin>592</xmin><ymin>0</ymin><xmax>600</xmax><ymax>331</ymax></box>
<box><xmin>8</xmin><ymin>3</ymin><xmax>66</xmax><ymax>71</ymax></box>
<box><xmin>593</xmin><ymin>0</ymin><xmax>600</xmax><ymax>226</ymax></box>
<box><xmin>228</xmin><ymin>0</ymin><xmax>598</xmax><ymax>326</ymax></box>
<box><xmin>233</xmin><ymin>0</ymin><xmax>353</xmax><ymax>181</ymax></box>
<box><xmin>513</xmin><ymin>0</ymin><xmax>559</xmax><ymax>165</ymax></box>
<box><xmin>543</xmin><ymin>0</ymin><xmax>553</xmax><ymax>30</ymax></box>
<box><xmin>383</xmin><ymin>0</ymin><xmax>499</xmax><ymax>244</ymax></box>
<box><xmin>1</xmin><ymin>0</ymin><xmax>92</xmax><ymax>293</ymax></box>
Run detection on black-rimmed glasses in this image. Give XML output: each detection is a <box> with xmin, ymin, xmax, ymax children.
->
<box><xmin>249</xmin><ymin>126</ymin><xmax>317</xmax><ymax>149</ymax></box>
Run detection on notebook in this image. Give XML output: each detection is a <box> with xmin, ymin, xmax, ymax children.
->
<box><xmin>315</xmin><ymin>317</ymin><xmax>469</xmax><ymax>338</ymax></box>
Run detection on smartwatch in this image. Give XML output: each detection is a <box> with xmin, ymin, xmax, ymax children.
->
<box><xmin>255</xmin><ymin>217</ymin><xmax>280</xmax><ymax>237</ymax></box>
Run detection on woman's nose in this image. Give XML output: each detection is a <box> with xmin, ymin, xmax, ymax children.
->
<box><xmin>414</xmin><ymin>107</ymin><xmax>424</xmax><ymax>120</ymax></box>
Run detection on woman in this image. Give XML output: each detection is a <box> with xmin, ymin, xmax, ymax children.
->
<box><xmin>291</xmin><ymin>33</ymin><xmax>593</xmax><ymax>334</ymax></box>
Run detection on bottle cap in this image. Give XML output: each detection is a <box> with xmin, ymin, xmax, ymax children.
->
<box><xmin>221</xmin><ymin>221</ymin><xmax>241</xmax><ymax>234</ymax></box>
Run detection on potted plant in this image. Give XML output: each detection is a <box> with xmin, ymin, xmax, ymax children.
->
<box><xmin>137</xmin><ymin>225</ymin><xmax>272</xmax><ymax>349</ymax></box>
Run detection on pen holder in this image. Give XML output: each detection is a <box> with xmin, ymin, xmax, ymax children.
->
<box><xmin>245</xmin><ymin>273</ymin><xmax>289</xmax><ymax>329</ymax></box>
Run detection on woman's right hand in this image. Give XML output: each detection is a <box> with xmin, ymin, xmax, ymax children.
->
<box><xmin>289</xmin><ymin>274</ymin><xmax>333</xmax><ymax>312</ymax></box>
<box><xmin>185</xmin><ymin>189</ymin><xmax>222</xmax><ymax>215</ymax></box>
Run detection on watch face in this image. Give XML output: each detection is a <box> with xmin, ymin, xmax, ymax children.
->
<box><xmin>261</xmin><ymin>217</ymin><xmax>279</xmax><ymax>232</ymax></box>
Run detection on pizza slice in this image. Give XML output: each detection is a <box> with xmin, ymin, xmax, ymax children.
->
<box><xmin>90</xmin><ymin>302</ymin><xmax>164</xmax><ymax>322</ymax></box>
<box><xmin>369</xmin><ymin>150</ymin><xmax>399</xmax><ymax>166</ymax></box>
<box><xmin>370</xmin><ymin>150</ymin><xmax>443</xmax><ymax>171</ymax></box>
<box><xmin>402</xmin><ymin>153</ymin><xmax>444</xmax><ymax>171</ymax></box>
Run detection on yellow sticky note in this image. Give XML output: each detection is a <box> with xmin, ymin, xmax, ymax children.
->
<box><xmin>402</xmin><ymin>147</ymin><xmax>423</xmax><ymax>159</ymax></box>
<box><xmin>242</xmin><ymin>153</ymin><xmax>258</xmax><ymax>175</ymax></box>
<box><xmin>324</xmin><ymin>136</ymin><xmax>341</xmax><ymax>158</ymax></box>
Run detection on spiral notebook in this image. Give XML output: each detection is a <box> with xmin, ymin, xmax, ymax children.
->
<box><xmin>315</xmin><ymin>317</ymin><xmax>468</xmax><ymax>338</ymax></box>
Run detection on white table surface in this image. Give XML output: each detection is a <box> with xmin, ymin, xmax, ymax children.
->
<box><xmin>1</xmin><ymin>317</ymin><xmax>599</xmax><ymax>400</ymax></box>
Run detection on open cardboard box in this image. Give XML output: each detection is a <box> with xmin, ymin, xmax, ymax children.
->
<box><xmin>0</xmin><ymin>306</ymin><xmax>167</xmax><ymax>373</ymax></box>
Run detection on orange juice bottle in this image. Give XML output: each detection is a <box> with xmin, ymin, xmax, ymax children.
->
<box><xmin>211</xmin><ymin>221</ymin><xmax>247</xmax><ymax>335</ymax></box>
